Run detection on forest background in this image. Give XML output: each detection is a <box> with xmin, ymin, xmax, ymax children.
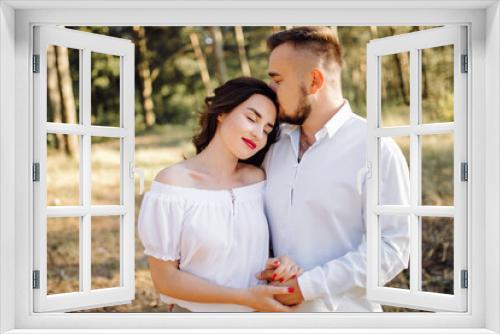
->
<box><xmin>45</xmin><ymin>26</ymin><xmax>454</xmax><ymax>313</ymax></box>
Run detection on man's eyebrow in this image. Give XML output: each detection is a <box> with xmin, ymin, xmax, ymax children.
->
<box><xmin>268</xmin><ymin>71</ymin><xmax>280</xmax><ymax>78</ymax></box>
<box><xmin>247</xmin><ymin>107</ymin><xmax>275</xmax><ymax>128</ymax></box>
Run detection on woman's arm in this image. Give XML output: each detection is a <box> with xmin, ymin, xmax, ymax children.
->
<box><xmin>148</xmin><ymin>256</ymin><xmax>295</xmax><ymax>312</ymax></box>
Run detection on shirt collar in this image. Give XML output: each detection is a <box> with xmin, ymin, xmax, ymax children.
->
<box><xmin>280</xmin><ymin>99</ymin><xmax>354</xmax><ymax>141</ymax></box>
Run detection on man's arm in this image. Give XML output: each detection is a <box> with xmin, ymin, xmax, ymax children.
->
<box><xmin>295</xmin><ymin>138</ymin><xmax>411</xmax><ymax>310</ymax></box>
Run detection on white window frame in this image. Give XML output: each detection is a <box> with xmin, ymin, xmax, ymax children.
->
<box><xmin>0</xmin><ymin>1</ymin><xmax>499</xmax><ymax>333</ymax></box>
<box><xmin>32</xmin><ymin>26</ymin><xmax>136</xmax><ymax>312</ymax></box>
<box><xmin>366</xmin><ymin>26</ymin><xmax>468</xmax><ymax>312</ymax></box>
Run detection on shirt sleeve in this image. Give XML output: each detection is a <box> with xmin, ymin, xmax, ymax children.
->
<box><xmin>297</xmin><ymin>137</ymin><xmax>411</xmax><ymax>310</ymax></box>
<box><xmin>137</xmin><ymin>191</ymin><xmax>185</xmax><ymax>262</ymax></box>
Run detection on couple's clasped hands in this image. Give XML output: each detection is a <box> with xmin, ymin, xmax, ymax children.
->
<box><xmin>244</xmin><ymin>255</ymin><xmax>304</xmax><ymax>312</ymax></box>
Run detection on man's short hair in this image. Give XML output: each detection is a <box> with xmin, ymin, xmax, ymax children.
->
<box><xmin>267</xmin><ymin>26</ymin><xmax>343</xmax><ymax>69</ymax></box>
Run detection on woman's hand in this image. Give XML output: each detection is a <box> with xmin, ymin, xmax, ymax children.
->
<box><xmin>258</xmin><ymin>255</ymin><xmax>304</xmax><ymax>283</ymax></box>
<box><xmin>242</xmin><ymin>285</ymin><xmax>296</xmax><ymax>312</ymax></box>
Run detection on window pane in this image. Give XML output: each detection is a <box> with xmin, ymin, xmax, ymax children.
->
<box><xmin>421</xmin><ymin>216</ymin><xmax>454</xmax><ymax>294</ymax></box>
<box><xmin>378</xmin><ymin>215</ymin><xmax>411</xmax><ymax>290</ymax></box>
<box><xmin>46</xmin><ymin>45</ymin><xmax>80</xmax><ymax>124</ymax></box>
<box><xmin>421</xmin><ymin>133</ymin><xmax>454</xmax><ymax>206</ymax></box>
<box><xmin>91</xmin><ymin>52</ymin><xmax>121</xmax><ymax>127</ymax></box>
<box><xmin>91</xmin><ymin>216</ymin><xmax>121</xmax><ymax>289</ymax></box>
<box><xmin>91</xmin><ymin>137</ymin><xmax>121</xmax><ymax>205</ymax></box>
<box><xmin>378</xmin><ymin>136</ymin><xmax>410</xmax><ymax>205</ymax></box>
<box><xmin>421</xmin><ymin>45</ymin><xmax>454</xmax><ymax>124</ymax></box>
<box><xmin>47</xmin><ymin>217</ymin><xmax>80</xmax><ymax>294</ymax></box>
<box><xmin>380</xmin><ymin>52</ymin><xmax>410</xmax><ymax>127</ymax></box>
<box><xmin>47</xmin><ymin>133</ymin><xmax>81</xmax><ymax>206</ymax></box>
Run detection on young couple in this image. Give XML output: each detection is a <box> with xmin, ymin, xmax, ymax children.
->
<box><xmin>138</xmin><ymin>26</ymin><xmax>411</xmax><ymax>312</ymax></box>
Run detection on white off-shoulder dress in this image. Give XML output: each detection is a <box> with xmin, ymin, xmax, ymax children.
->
<box><xmin>137</xmin><ymin>180</ymin><xmax>270</xmax><ymax>312</ymax></box>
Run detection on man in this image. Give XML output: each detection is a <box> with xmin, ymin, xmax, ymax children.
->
<box><xmin>260</xmin><ymin>27</ymin><xmax>410</xmax><ymax>312</ymax></box>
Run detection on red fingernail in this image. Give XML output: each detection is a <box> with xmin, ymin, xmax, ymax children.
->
<box><xmin>274</xmin><ymin>260</ymin><xmax>280</xmax><ymax>266</ymax></box>
<box><xmin>272</xmin><ymin>273</ymin><xmax>277</xmax><ymax>280</ymax></box>
<box><xmin>288</xmin><ymin>287</ymin><xmax>295</xmax><ymax>293</ymax></box>
<box><xmin>291</xmin><ymin>275</ymin><xmax>296</xmax><ymax>279</ymax></box>
<box><xmin>279</xmin><ymin>278</ymin><xmax>284</xmax><ymax>283</ymax></box>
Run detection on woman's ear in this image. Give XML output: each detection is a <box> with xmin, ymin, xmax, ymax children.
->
<box><xmin>217</xmin><ymin>113</ymin><xmax>226</xmax><ymax>123</ymax></box>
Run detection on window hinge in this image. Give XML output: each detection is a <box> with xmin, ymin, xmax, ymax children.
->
<box><xmin>33</xmin><ymin>163</ymin><xmax>40</xmax><ymax>182</ymax></box>
<box><xmin>33</xmin><ymin>54</ymin><xmax>40</xmax><ymax>73</ymax></box>
<box><xmin>461</xmin><ymin>162</ymin><xmax>468</xmax><ymax>182</ymax></box>
<box><xmin>130</xmin><ymin>162</ymin><xmax>145</xmax><ymax>194</ymax></box>
<box><xmin>32</xmin><ymin>270</ymin><xmax>40</xmax><ymax>289</ymax></box>
<box><xmin>461</xmin><ymin>54</ymin><xmax>468</xmax><ymax>73</ymax></box>
<box><xmin>461</xmin><ymin>269</ymin><xmax>468</xmax><ymax>289</ymax></box>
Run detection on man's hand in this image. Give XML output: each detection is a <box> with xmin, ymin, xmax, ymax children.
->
<box><xmin>255</xmin><ymin>255</ymin><xmax>305</xmax><ymax>306</ymax></box>
<box><xmin>256</xmin><ymin>255</ymin><xmax>303</xmax><ymax>283</ymax></box>
<box><xmin>269</xmin><ymin>277</ymin><xmax>304</xmax><ymax>306</ymax></box>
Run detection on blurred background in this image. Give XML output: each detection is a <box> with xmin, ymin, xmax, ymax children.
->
<box><xmin>44</xmin><ymin>26</ymin><xmax>454</xmax><ymax>313</ymax></box>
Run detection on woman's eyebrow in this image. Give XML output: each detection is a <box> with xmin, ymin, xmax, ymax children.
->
<box><xmin>247</xmin><ymin>107</ymin><xmax>274</xmax><ymax>128</ymax></box>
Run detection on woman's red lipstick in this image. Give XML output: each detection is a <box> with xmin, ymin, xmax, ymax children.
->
<box><xmin>242</xmin><ymin>137</ymin><xmax>257</xmax><ymax>150</ymax></box>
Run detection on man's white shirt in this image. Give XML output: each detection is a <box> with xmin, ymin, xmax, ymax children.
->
<box><xmin>262</xmin><ymin>100</ymin><xmax>410</xmax><ymax>312</ymax></box>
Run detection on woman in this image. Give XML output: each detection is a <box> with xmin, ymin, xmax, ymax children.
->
<box><xmin>138</xmin><ymin>77</ymin><xmax>302</xmax><ymax>312</ymax></box>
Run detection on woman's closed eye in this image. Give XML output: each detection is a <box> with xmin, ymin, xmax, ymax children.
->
<box><xmin>246</xmin><ymin>115</ymin><xmax>270</xmax><ymax>135</ymax></box>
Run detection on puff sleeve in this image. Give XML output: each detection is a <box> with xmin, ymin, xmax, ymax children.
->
<box><xmin>137</xmin><ymin>191</ymin><xmax>185</xmax><ymax>262</ymax></box>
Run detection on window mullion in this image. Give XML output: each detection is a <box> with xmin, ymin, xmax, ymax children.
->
<box><xmin>80</xmin><ymin>48</ymin><xmax>92</xmax><ymax>293</ymax></box>
<box><xmin>409</xmin><ymin>47</ymin><xmax>421</xmax><ymax>294</ymax></box>
<box><xmin>46</xmin><ymin>122</ymin><xmax>127</xmax><ymax>138</ymax></box>
<box><xmin>375</xmin><ymin>205</ymin><xmax>454</xmax><ymax>216</ymax></box>
<box><xmin>374</xmin><ymin>123</ymin><xmax>454</xmax><ymax>137</ymax></box>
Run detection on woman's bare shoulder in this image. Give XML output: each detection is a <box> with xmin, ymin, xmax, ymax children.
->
<box><xmin>237</xmin><ymin>163</ymin><xmax>266</xmax><ymax>184</ymax></box>
<box><xmin>154</xmin><ymin>161</ymin><xmax>194</xmax><ymax>187</ymax></box>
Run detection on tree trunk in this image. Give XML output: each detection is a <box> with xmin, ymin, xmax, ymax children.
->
<box><xmin>209</xmin><ymin>26</ymin><xmax>228</xmax><ymax>84</ymax></box>
<box><xmin>55</xmin><ymin>45</ymin><xmax>78</xmax><ymax>159</ymax></box>
<box><xmin>133</xmin><ymin>26</ymin><xmax>156</xmax><ymax>129</ymax></box>
<box><xmin>393</xmin><ymin>52</ymin><xmax>410</xmax><ymax>106</ymax></box>
<box><xmin>414</xmin><ymin>26</ymin><xmax>429</xmax><ymax>99</ymax></box>
<box><xmin>234</xmin><ymin>26</ymin><xmax>251</xmax><ymax>77</ymax></box>
<box><xmin>189</xmin><ymin>30</ymin><xmax>212</xmax><ymax>95</ymax></box>
<box><xmin>389</xmin><ymin>27</ymin><xmax>410</xmax><ymax>106</ymax></box>
<box><xmin>47</xmin><ymin>45</ymin><xmax>65</xmax><ymax>151</ymax></box>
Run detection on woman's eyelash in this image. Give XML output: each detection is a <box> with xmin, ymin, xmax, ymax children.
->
<box><xmin>246</xmin><ymin>115</ymin><xmax>270</xmax><ymax>134</ymax></box>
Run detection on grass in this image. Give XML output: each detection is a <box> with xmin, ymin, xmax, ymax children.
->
<box><xmin>46</xmin><ymin>122</ymin><xmax>454</xmax><ymax>313</ymax></box>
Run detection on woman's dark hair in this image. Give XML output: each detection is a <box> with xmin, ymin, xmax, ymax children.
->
<box><xmin>192</xmin><ymin>77</ymin><xmax>280</xmax><ymax>167</ymax></box>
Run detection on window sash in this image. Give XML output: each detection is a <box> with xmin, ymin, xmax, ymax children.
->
<box><xmin>366</xmin><ymin>25</ymin><xmax>469</xmax><ymax>312</ymax></box>
<box><xmin>32</xmin><ymin>26</ymin><xmax>136</xmax><ymax>312</ymax></box>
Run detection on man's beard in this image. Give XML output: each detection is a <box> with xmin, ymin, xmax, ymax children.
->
<box><xmin>278</xmin><ymin>86</ymin><xmax>311</xmax><ymax>125</ymax></box>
